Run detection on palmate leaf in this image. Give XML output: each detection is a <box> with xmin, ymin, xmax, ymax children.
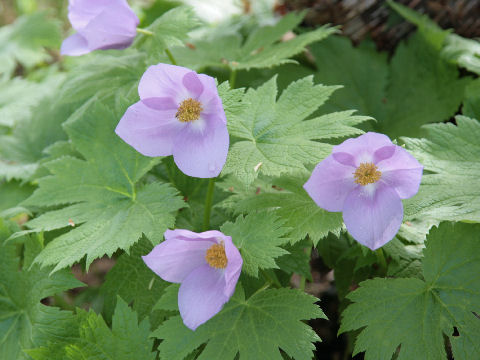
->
<box><xmin>222</xmin><ymin>76</ymin><xmax>369</xmax><ymax>184</ymax></box>
<box><xmin>28</xmin><ymin>298</ymin><xmax>156</xmax><ymax>360</ymax></box>
<box><xmin>0</xmin><ymin>74</ymin><xmax>64</xmax><ymax>128</ymax></box>
<box><xmin>378</xmin><ymin>33</ymin><xmax>469</xmax><ymax>138</ymax></box>
<box><xmin>134</xmin><ymin>6</ymin><xmax>201</xmax><ymax>60</ymax></box>
<box><xmin>0</xmin><ymin>12</ymin><xmax>61</xmax><ymax>78</ymax></box>
<box><xmin>220</xmin><ymin>173</ymin><xmax>343</xmax><ymax>244</ymax></box>
<box><xmin>403</xmin><ymin>116</ymin><xmax>480</xmax><ymax>224</ymax></box>
<box><xmin>171</xmin><ymin>11</ymin><xmax>336</xmax><ymax>71</ymax></box>
<box><xmin>340</xmin><ymin>222</ymin><xmax>480</xmax><ymax>360</ymax></box>
<box><xmin>100</xmin><ymin>237</ymin><xmax>170</xmax><ymax>328</ymax></box>
<box><xmin>463</xmin><ymin>79</ymin><xmax>480</xmax><ymax>120</ymax></box>
<box><xmin>0</xmin><ymin>219</ymin><xmax>84</xmax><ymax>360</ymax></box>
<box><xmin>153</xmin><ymin>285</ymin><xmax>326</xmax><ymax>360</ymax></box>
<box><xmin>23</xmin><ymin>100</ymin><xmax>184</xmax><ymax>272</ymax></box>
<box><xmin>219</xmin><ymin>212</ymin><xmax>290</xmax><ymax>277</ymax></box>
<box><xmin>310</xmin><ymin>37</ymin><xmax>388</xmax><ymax>120</ymax></box>
<box><xmin>311</xmin><ymin>31</ymin><xmax>468</xmax><ymax>138</ymax></box>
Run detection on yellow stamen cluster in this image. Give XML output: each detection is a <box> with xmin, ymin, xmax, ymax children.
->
<box><xmin>176</xmin><ymin>98</ymin><xmax>203</xmax><ymax>123</ymax></box>
<box><xmin>353</xmin><ymin>162</ymin><xmax>381</xmax><ymax>186</ymax></box>
<box><xmin>205</xmin><ymin>243</ymin><xmax>228</xmax><ymax>269</ymax></box>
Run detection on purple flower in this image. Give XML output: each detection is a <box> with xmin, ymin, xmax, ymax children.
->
<box><xmin>142</xmin><ymin>229</ymin><xmax>242</xmax><ymax>330</ymax></box>
<box><xmin>61</xmin><ymin>0</ymin><xmax>139</xmax><ymax>56</ymax></box>
<box><xmin>115</xmin><ymin>64</ymin><xmax>229</xmax><ymax>178</ymax></box>
<box><xmin>304</xmin><ymin>132</ymin><xmax>423</xmax><ymax>250</ymax></box>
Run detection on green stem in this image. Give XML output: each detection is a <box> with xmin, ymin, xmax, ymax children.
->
<box><xmin>136</xmin><ymin>28</ymin><xmax>153</xmax><ymax>36</ymax></box>
<box><xmin>299</xmin><ymin>242</ymin><xmax>313</xmax><ymax>291</ymax></box>
<box><xmin>260</xmin><ymin>269</ymin><xmax>282</xmax><ymax>288</ymax></box>
<box><xmin>229</xmin><ymin>68</ymin><xmax>237</xmax><ymax>89</ymax></box>
<box><xmin>375</xmin><ymin>248</ymin><xmax>388</xmax><ymax>276</ymax></box>
<box><xmin>165</xmin><ymin>48</ymin><xmax>177</xmax><ymax>65</ymax></box>
<box><xmin>202</xmin><ymin>177</ymin><xmax>216</xmax><ymax>231</ymax></box>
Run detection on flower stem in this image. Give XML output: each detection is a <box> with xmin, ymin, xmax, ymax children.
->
<box><xmin>136</xmin><ymin>28</ymin><xmax>153</xmax><ymax>36</ymax></box>
<box><xmin>260</xmin><ymin>269</ymin><xmax>282</xmax><ymax>288</ymax></box>
<box><xmin>375</xmin><ymin>248</ymin><xmax>388</xmax><ymax>276</ymax></box>
<box><xmin>229</xmin><ymin>68</ymin><xmax>237</xmax><ymax>89</ymax></box>
<box><xmin>202</xmin><ymin>177</ymin><xmax>216</xmax><ymax>231</ymax></box>
<box><xmin>165</xmin><ymin>48</ymin><xmax>177</xmax><ymax>66</ymax></box>
<box><xmin>299</xmin><ymin>240</ymin><xmax>313</xmax><ymax>291</ymax></box>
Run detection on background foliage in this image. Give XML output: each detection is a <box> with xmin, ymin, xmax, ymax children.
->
<box><xmin>0</xmin><ymin>1</ymin><xmax>479</xmax><ymax>359</ymax></box>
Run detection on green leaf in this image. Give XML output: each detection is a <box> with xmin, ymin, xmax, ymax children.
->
<box><xmin>220</xmin><ymin>173</ymin><xmax>343</xmax><ymax>244</ymax></box>
<box><xmin>387</xmin><ymin>0</ymin><xmax>447</xmax><ymax>48</ymax></box>
<box><xmin>171</xmin><ymin>12</ymin><xmax>336</xmax><ymax>71</ymax></box>
<box><xmin>0</xmin><ymin>12</ymin><xmax>61</xmax><ymax>78</ymax></box>
<box><xmin>463</xmin><ymin>79</ymin><xmax>480</xmax><ymax>119</ymax></box>
<box><xmin>220</xmin><ymin>212</ymin><xmax>290</xmax><ymax>277</ymax></box>
<box><xmin>222</xmin><ymin>76</ymin><xmax>369</xmax><ymax>184</ymax></box>
<box><xmin>28</xmin><ymin>297</ymin><xmax>156</xmax><ymax>360</ymax></box>
<box><xmin>340</xmin><ymin>222</ymin><xmax>480</xmax><ymax>360</ymax></box>
<box><xmin>443</xmin><ymin>34</ymin><xmax>480</xmax><ymax>75</ymax></box>
<box><xmin>0</xmin><ymin>219</ymin><xmax>83</xmax><ymax>360</ymax></box>
<box><xmin>0</xmin><ymin>180</ymin><xmax>35</xmax><ymax>213</ymax></box>
<box><xmin>403</xmin><ymin>116</ymin><xmax>480</xmax><ymax>224</ymax></box>
<box><xmin>24</xmin><ymin>100</ymin><xmax>184</xmax><ymax>272</ymax></box>
<box><xmin>60</xmin><ymin>52</ymin><xmax>146</xmax><ymax>105</ymax></box>
<box><xmin>310</xmin><ymin>36</ymin><xmax>388</xmax><ymax>120</ymax></box>
<box><xmin>153</xmin><ymin>286</ymin><xmax>326</xmax><ymax>360</ymax></box>
<box><xmin>100</xmin><ymin>237</ymin><xmax>171</xmax><ymax>328</ymax></box>
<box><xmin>378</xmin><ymin>33</ymin><xmax>469</xmax><ymax>138</ymax></box>
<box><xmin>134</xmin><ymin>6</ymin><xmax>200</xmax><ymax>59</ymax></box>
<box><xmin>0</xmin><ymin>74</ymin><xmax>64</xmax><ymax>127</ymax></box>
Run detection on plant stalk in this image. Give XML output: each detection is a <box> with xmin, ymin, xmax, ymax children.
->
<box><xmin>202</xmin><ymin>177</ymin><xmax>216</xmax><ymax>231</ymax></box>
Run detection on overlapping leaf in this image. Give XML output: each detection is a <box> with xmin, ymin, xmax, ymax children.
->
<box><xmin>220</xmin><ymin>173</ymin><xmax>343</xmax><ymax>244</ymax></box>
<box><xmin>222</xmin><ymin>76</ymin><xmax>369</xmax><ymax>184</ymax></box>
<box><xmin>28</xmin><ymin>298</ymin><xmax>156</xmax><ymax>360</ymax></box>
<box><xmin>340</xmin><ymin>222</ymin><xmax>480</xmax><ymax>360</ymax></box>
<box><xmin>220</xmin><ymin>212</ymin><xmax>290</xmax><ymax>276</ymax></box>
<box><xmin>153</xmin><ymin>286</ymin><xmax>325</xmax><ymax>360</ymax></box>
<box><xmin>0</xmin><ymin>12</ymin><xmax>60</xmax><ymax>78</ymax></box>
<box><xmin>0</xmin><ymin>219</ymin><xmax>83</xmax><ymax>360</ymax></box>
<box><xmin>100</xmin><ymin>238</ymin><xmax>170</xmax><ymax>328</ymax></box>
<box><xmin>171</xmin><ymin>12</ymin><xmax>336</xmax><ymax>71</ymax></box>
<box><xmin>24</xmin><ymin>100</ymin><xmax>184</xmax><ymax>272</ymax></box>
<box><xmin>403</xmin><ymin>116</ymin><xmax>480</xmax><ymax>224</ymax></box>
<box><xmin>134</xmin><ymin>6</ymin><xmax>201</xmax><ymax>61</ymax></box>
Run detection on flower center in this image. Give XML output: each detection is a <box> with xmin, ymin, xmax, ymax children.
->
<box><xmin>205</xmin><ymin>243</ymin><xmax>228</xmax><ymax>269</ymax></box>
<box><xmin>353</xmin><ymin>162</ymin><xmax>381</xmax><ymax>186</ymax></box>
<box><xmin>176</xmin><ymin>98</ymin><xmax>203</xmax><ymax>123</ymax></box>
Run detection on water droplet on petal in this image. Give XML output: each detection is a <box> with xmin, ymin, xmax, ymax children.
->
<box><xmin>208</xmin><ymin>163</ymin><xmax>216</xmax><ymax>172</ymax></box>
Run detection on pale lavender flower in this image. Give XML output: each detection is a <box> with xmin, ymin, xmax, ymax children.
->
<box><xmin>115</xmin><ymin>64</ymin><xmax>229</xmax><ymax>178</ymax></box>
<box><xmin>304</xmin><ymin>132</ymin><xmax>423</xmax><ymax>250</ymax></box>
<box><xmin>142</xmin><ymin>229</ymin><xmax>242</xmax><ymax>330</ymax></box>
<box><xmin>61</xmin><ymin>0</ymin><xmax>139</xmax><ymax>56</ymax></box>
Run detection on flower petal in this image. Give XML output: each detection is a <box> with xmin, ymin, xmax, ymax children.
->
<box><xmin>222</xmin><ymin>235</ymin><xmax>242</xmax><ymax>298</ymax></box>
<box><xmin>172</xmin><ymin>120</ymin><xmax>229</xmax><ymax>178</ymax></box>
<box><xmin>304</xmin><ymin>154</ymin><xmax>357</xmax><ymax>212</ymax></box>
<box><xmin>142</xmin><ymin>238</ymin><xmax>213</xmax><ymax>283</ymax></box>
<box><xmin>377</xmin><ymin>146</ymin><xmax>423</xmax><ymax>199</ymax></box>
<box><xmin>182</xmin><ymin>72</ymin><xmax>204</xmax><ymax>98</ymax></box>
<box><xmin>138</xmin><ymin>64</ymin><xmax>192</xmax><ymax>102</ymax></box>
<box><xmin>60</xmin><ymin>33</ymin><xmax>90</xmax><ymax>56</ymax></box>
<box><xmin>333</xmin><ymin>132</ymin><xmax>393</xmax><ymax>165</ymax></box>
<box><xmin>78</xmin><ymin>7</ymin><xmax>138</xmax><ymax>51</ymax></box>
<box><xmin>342</xmin><ymin>184</ymin><xmax>403</xmax><ymax>250</ymax></box>
<box><xmin>164</xmin><ymin>229</ymin><xmax>227</xmax><ymax>242</ymax></box>
<box><xmin>178</xmin><ymin>264</ymin><xmax>230</xmax><ymax>330</ymax></box>
<box><xmin>115</xmin><ymin>100</ymin><xmax>182</xmax><ymax>157</ymax></box>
